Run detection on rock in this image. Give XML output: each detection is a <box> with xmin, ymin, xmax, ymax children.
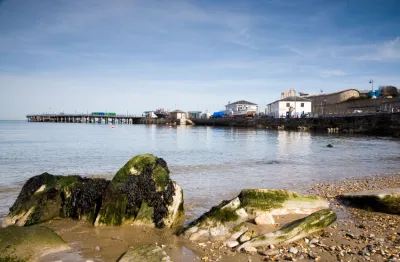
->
<box><xmin>345</xmin><ymin>233</ymin><xmax>356</xmax><ymax>239</ymax></box>
<box><xmin>224</xmin><ymin>240</ymin><xmax>239</xmax><ymax>248</ymax></box>
<box><xmin>182</xmin><ymin>189</ymin><xmax>328</xmax><ymax>242</ymax></box>
<box><xmin>289</xmin><ymin>247</ymin><xmax>298</xmax><ymax>254</ymax></box>
<box><xmin>239</xmin><ymin>189</ymin><xmax>329</xmax><ymax>215</ymax></box>
<box><xmin>243</xmin><ymin>246</ymin><xmax>257</xmax><ymax>253</ymax></box>
<box><xmin>118</xmin><ymin>244</ymin><xmax>172</xmax><ymax>262</ymax></box>
<box><xmin>239</xmin><ymin>230</ymin><xmax>256</xmax><ymax>243</ymax></box>
<box><xmin>327</xmin><ymin>144</ymin><xmax>333</xmax><ymax>148</ymax></box>
<box><xmin>1</xmin><ymin>172</ymin><xmax>109</xmax><ymax>227</ymax></box>
<box><xmin>237</xmin><ymin>209</ymin><xmax>337</xmax><ymax>251</ymax></box>
<box><xmin>3</xmin><ymin>154</ymin><xmax>184</xmax><ymax>229</ymax></box>
<box><xmin>96</xmin><ymin>154</ymin><xmax>184</xmax><ymax>228</ymax></box>
<box><xmin>310</xmin><ymin>238</ymin><xmax>319</xmax><ymax>244</ymax></box>
<box><xmin>254</xmin><ymin>212</ymin><xmax>275</xmax><ymax>225</ymax></box>
<box><xmin>0</xmin><ymin>226</ymin><xmax>70</xmax><ymax>261</ymax></box>
<box><xmin>95</xmin><ymin>245</ymin><xmax>101</xmax><ymax>251</ymax></box>
<box><xmin>337</xmin><ymin>188</ymin><xmax>400</xmax><ymax>214</ymax></box>
<box><xmin>181</xmin><ymin>197</ymin><xmax>249</xmax><ymax>241</ymax></box>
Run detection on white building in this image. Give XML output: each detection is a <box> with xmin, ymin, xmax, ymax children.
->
<box><xmin>225</xmin><ymin>100</ymin><xmax>258</xmax><ymax>114</ymax></box>
<box><xmin>188</xmin><ymin>111</ymin><xmax>202</xmax><ymax>119</ymax></box>
<box><xmin>267</xmin><ymin>96</ymin><xmax>312</xmax><ymax>118</ymax></box>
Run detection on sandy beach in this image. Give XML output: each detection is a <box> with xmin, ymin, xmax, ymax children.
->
<box><xmin>34</xmin><ymin>173</ymin><xmax>400</xmax><ymax>262</ymax></box>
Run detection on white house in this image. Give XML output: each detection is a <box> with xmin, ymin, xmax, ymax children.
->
<box><xmin>225</xmin><ymin>100</ymin><xmax>258</xmax><ymax>114</ymax></box>
<box><xmin>267</xmin><ymin>96</ymin><xmax>312</xmax><ymax>118</ymax></box>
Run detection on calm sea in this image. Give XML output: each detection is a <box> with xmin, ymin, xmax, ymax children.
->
<box><xmin>0</xmin><ymin>121</ymin><xmax>399</xmax><ymax>219</ymax></box>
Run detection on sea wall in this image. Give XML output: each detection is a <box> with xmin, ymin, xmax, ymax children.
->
<box><xmin>192</xmin><ymin>113</ymin><xmax>400</xmax><ymax>136</ymax></box>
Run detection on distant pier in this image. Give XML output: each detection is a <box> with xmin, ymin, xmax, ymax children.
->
<box><xmin>26</xmin><ymin>113</ymin><xmax>145</xmax><ymax>124</ymax></box>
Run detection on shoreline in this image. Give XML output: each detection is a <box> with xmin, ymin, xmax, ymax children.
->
<box><xmin>32</xmin><ymin>173</ymin><xmax>400</xmax><ymax>262</ymax></box>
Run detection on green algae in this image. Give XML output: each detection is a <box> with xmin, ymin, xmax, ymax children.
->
<box><xmin>118</xmin><ymin>244</ymin><xmax>171</xmax><ymax>262</ymax></box>
<box><xmin>113</xmin><ymin>154</ymin><xmax>158</xmax><ymax>184</ymax></box>
<box><xmin>0</xmin><ymin>226</ymin><xmax>69</xmax><ymax>261</ymax></box>
<box><xmin>239</xmin><ymin>189</ymin><xmax>321</xmax><ymax>212</ymax></box>
<box><xmin>134</xmin><ymin>202</ymin><xmax>154</xmax><ymax>225</ymax></box>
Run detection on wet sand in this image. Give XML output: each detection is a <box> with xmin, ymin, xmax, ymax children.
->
<box><xmin>35</xmin><ymin>173</ymin><xmax>400</xmax><ymax>262</ymax></box>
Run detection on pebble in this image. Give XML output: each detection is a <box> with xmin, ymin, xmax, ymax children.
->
<box><xmin>345</xmin><ymin>233</ymin><xmax>356</xmax><ymax>239</ymax></box>
<box><xmin>94</xmin><ymin>246</ymin><xmax>101</xmax><ymax>251</ymax></box>
<box><xmin>259</xmin><ymin>249</ymin><xmax>280</xmax><ymax>256</ymax></box>
<box><xmin>289</xmin><ymin>247</ymin><xmax>298</xmax><ymax>254</ymax></box>
<box><xmin>243</xmin><ymin>247</ymin><xmax>257</xmax><ymax>253</ymax></box>
<box><xmin>223</xmin><ymin>240</ymin><xmax>239</xmax><ymax>248</ymax></box>
<box><xmin>310</xmin><ymin>238</ymin><xmax>319</xmax><ymax>244</ymax></box>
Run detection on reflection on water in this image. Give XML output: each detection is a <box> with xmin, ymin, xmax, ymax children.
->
<box><xmin>0</xmin><ymin>121</ymin><xmax>399</xmax><ymax>219</ymax></box>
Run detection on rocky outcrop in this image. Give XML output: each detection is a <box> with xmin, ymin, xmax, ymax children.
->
<box><xmin>3</xmin><ymin>154</ymin><xmax>184</xmax><ymax>229</ymax></box>
<box><xmin>0</xmin><ymin>226</ymin><xmax>70</xmax><ymax>261</ymax></box>
<box><xmin>2</xmin><ymin>173</ymin><xmax>109</xmax><ymax>227</ymax></box>
<box><xmin>181</xmin><ymin>189</ymin><xmax>329</xmax><ymax>242</ymax></box>
<box><xmin>337</xmin><ymin>188</ymin><xmax>400</xmax><ymax>214</ymax></box>
<box><xmin>236</xmin><ymin>209</ymin><xmax>337</xmax><ymax>251</ymax></box>
<box><xmin>118</xmin><ymin>244</ymin><xmax>172</xmax><ymax>262</ymax></box>
<box><xmin>95</xmin><ymin>154</ymin><xmax>184</xmax><ymax>228</ymax></box>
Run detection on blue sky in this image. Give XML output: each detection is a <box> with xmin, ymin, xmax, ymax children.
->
<box><xmin>0</xmin><ymin>0</ymin><xmax>399</xmax><ymax>119</ymax></box>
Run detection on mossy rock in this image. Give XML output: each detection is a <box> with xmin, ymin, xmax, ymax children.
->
<box><xmin>112</xmin><ymin>154</ymin><xmax>170</xmax><ymax>191</ymax></box>
<box><xmin>4</xmin><ymin>154</ymin><xmax>184</xmax><ymax>229</ymax></box>
<box><xmin>337</xmin><ymin>188</ymin><xmax>400</xmax><ymax>214</ymax></box>
<box><xmin>237</xmin><ymin>209</ymin><xmax>337</xmax><ymax>251</ymax></box>
<box><xmin>239</xmin><ymin>189</ymin><xmax>329</xmax><ymax>215</ymax></box>
<box><xmin>3</xmin><ymin>173</ymin><xmax>109</xmax><ymax>227</ymax></box>
<box><xmin>96</xmin><ymin>154</ymin><xmax>184</xmax><ymax>228</ymax></box>
<box><xmin>181</xmin><ymin>197</ymin><xmax>249</xmax><ymax>241</ymax></box>
<box><xmin>182</xmin><ymin>189</ymin><xmax>329</xmax><ymax>242</ymax></box>
<box><xmin>0</xmin><ymin>226</ymin><xmax>70</xmax><ymax>261</ymax></box>
<box><xmin>118</xmin><ymin>244</ymin><xmax>172</xmax><ymax>262</ymax></box>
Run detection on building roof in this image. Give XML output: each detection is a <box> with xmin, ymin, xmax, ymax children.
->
<box><xmin>267</xmin><ymin>96</ymin><xmax>311</xmax><ymax>105</ymax></box>
<box><xmin>171</xmin><ymin>109</ymin><xmax>186</xmax><ymax>113</ymax></box>
<box><xmin>226</xmin><ymin>100</ymin><xmax>257</xmax><ymax>106</ymax></box>
<box><xmin>188</xmin><ymin>111</ymin><xmax>202</xmax><ymax>113</ymax></box>
<box><xmin>304</xmin><ymin>89</ymin><xmax>360</xmax><ymax>98</ymax></box>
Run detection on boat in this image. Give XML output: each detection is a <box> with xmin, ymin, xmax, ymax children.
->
<box><xmin>232</xmin><ymin>109</ymin><xmax>257</xmax><ymax>118</ymax></box>
<box><xmin>154</xmin><ymin>108</ymin><xmax>170</xmax><ymax>118</ymax></box>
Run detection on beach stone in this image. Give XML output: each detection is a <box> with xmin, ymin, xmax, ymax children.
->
<box><xmin>1</xmin><ymin>172</ymin><xmax>109</xmax><ymax>227</ymax></box>
<box><xmin>237</xmin><ymin>209</ymin><xmax>337</xmax><ymax>252</ymax></box>
<box><xmin>95</xmin><ymin>154</ymin><xmax>184</xmax><ymax>228</ymax></box>
<box><xmin>254</xmin><ymin>212</ymin><xmax>275</xmax><ymax>225</ymax></box>
<box><xmin>0</xmin><ymin>226</ymin><xmax>70</xmax><ymax>261</ymax></box>
<box><xmin>182</xmin><ymin>189</ymin><xmax>329</xmax><ymax>242</ymax></box>
<box><xmin>181</xmin><ymin>197</ymin><xmax>249</xmax><ymax>241</ymax></box>
<box><xmin>239</xmin><ymin>189</ymin><xmax>329</xmax><ymax>215</ymax></box>
<box><xmin>224</xmin><ymin>240</ymin><xmax>239</xmax><ymax>248</ymax></box>
<box><xmin>239</xmin><ymin>230</ymin><xmax>257</xmax><ymax>243</ymax></box>
<box><xmin>289</xmin><ymin>247</ymin><xmax>298</xmax><ymax>254</ymax></box>
<box><xmin>3</xmin><ymin>154</ymin><xmax>184</xmax><ymax>229</ymax></box>
<box><xmin>337</xmin><ymin>188</ymin><xmax>400</xmax><ymax>214</ymax></box>
<box><xmin>118</xmin><ymin>244</ymin><xmax>172</xmax><ymax>262</ymax></box>
<box><xmin>243</xmin><ymin>246</ymin><xmax>257</xmax><ymax>253</ymax></box>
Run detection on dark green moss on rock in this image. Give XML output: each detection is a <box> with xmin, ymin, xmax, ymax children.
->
<box><xmin>0</xmin><ymin>226</ymin><xmax>70</xmax><ymax>261</ymax></box>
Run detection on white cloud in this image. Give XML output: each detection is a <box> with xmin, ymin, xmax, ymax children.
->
<box><xmin>319</xmin><ymin>69</ymin><xmax>348</xmax><ymax>78</ymax></box>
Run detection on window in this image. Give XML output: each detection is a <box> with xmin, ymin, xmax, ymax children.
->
<box><xmin>286</xmin><ymin>103</ymin><xmax>290</xmax><ymax>107</ymax></box>
<box><xmin>301</xmin><ymin>103</ymin><xmax>304</xmax><ymax>107</ymax></box>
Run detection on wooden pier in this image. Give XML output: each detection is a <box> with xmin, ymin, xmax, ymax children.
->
<box><xmin>26</xmin><ymin>113</ymin><xmax>144</xmax><ymax>124</ymax></box>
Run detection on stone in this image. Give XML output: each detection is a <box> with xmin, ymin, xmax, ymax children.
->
<box><xmin>239</xmin><ymin>189</ymin><xmax>329</xmax><ymax>215</ymax></box>
<box><xmin>96</xmin><ymin>154</ymin><xmax>184</xmax><ymax>228</ymax></box>
<box><xmin>237</xmin><ymin>209</ymin><xmax>337</xmax><ymax>251</ymax></box>
<box><xmin>118</xmin><ymin>244</ymin><xmax>172</xmax><ymax>262</ymax></box>
<box><xmin>337</xmin><ymin>188</ymin><xmax>400</xmax><ymax>214</ymax></box>
<box><xmin>243</xmin><ymin>246</ymin><xmax>257</xmax><ymax>253</ymax></box>
<box><xmin>224</xmin><ymin>240</ymin><xmax>239</xmax><ymax>248</ymax></box>
<box><xmin>327</xmin><ymin>144</ymin><xmax>333</xmax><ymax>148</ymax></box>
<box><xmin>95</xmin><ymin>245</ymin><xmax>101</xmax><ymax>251</ymax></box>
<box><xmin>182</xmin><ymin>189</ymin><xmax>329</xmax><ymax>242</ymax></box>
<box><xmin>1</xmin><ymin>172</ymin><xmax>109</xmax><ymax>227</ymax></box>
<box><xmin>310</xmin><ymin>238</ymin><xmax>319</xmax><ymax>244</ymax></box>
<box><xmin>254</xmin><ymin>212</ymin><xmax>275</xmax><ymax>225</ymax></box>
<box><xmin>181</xmin><ymin>197</ymin><xmax>249</xmax><ymax>241</ymax></box>
<box><xmin>0</xmin><ymin>226</ymin><xmax>70</xmax><ymax>261</ymax></box>
<box><xmin>289</xmin><ymin>247</ymin><xmax>298</xmax><ymax>254</ymax></box>
<box><xmin>239</xmin><ymin>230</ymin><xmax>256</xmax><ymax>243</ymax></box>
<box><xmin>2</xmin><ymin>154</ymin><xmax>184</xmax><ymax>229</ymax></box>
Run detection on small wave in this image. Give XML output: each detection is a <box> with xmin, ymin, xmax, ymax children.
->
<box><xmin>255</xmin><ymin>160</ymin><xmax>281</xmax><ymax>165</ymax></box>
